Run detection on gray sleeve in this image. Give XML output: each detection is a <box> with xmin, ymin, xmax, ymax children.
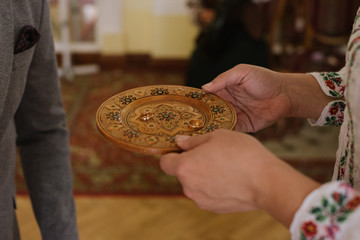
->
<box><xmin>14</xmin><ymin>1</ymin><xmax>78</xmax><ymax>239</ymax></box>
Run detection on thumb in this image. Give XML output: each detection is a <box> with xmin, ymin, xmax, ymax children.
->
<box><xmin>175</xmin><ymin>134</ymin><xmax>211</xmax><ymax>151</ymax></box>
<box><xmin>201</xmin><ymin>73</ymin><xmax>228</xmax><ymax>93</ymax></box>
<box><xmin>159</xmin><ymin>152</ymin><xmax>180</xmax><ymax>176</ymax></box>
<box><xmin>202</xmin><ymin>65</ymin><xmax>247</xmax><ymax>92</ymax></box>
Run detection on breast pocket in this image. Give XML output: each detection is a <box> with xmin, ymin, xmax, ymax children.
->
<box><xmin>10</xmin><ymin>47</ymin><xmax>35</xmax><ymax>106</ymax></box>
<box><xmin>13</xmin><ymin>47</ymin><xmax>35</xmax><ymax>73</ymax></box>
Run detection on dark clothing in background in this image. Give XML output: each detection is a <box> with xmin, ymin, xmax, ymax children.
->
<box><xmin>186</xmin><ymin>0</ymin><xmax>270</xmax><ymax>88</ymax></box>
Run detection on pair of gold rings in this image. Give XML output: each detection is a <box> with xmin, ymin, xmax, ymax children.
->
<box><xmin>139</xmin><ymin>113</ymin><xmax>204</xmax><ymax>130</ymax></box>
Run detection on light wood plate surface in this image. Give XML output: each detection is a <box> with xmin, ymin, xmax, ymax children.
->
<box><xmin>96</xmin><ymin>85</ymin><xmax>236</xmax><ymax>154</ymax></box>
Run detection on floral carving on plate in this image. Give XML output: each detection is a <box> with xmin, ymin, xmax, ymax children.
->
<box><xmin>96</xmin><ymin>85</ymin><xmax>236</xmax><ymax>154</ymax></box>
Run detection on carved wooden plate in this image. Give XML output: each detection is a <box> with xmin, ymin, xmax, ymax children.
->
<box><xmin>96</xmin><ymin>85</ymin><xmax>237</xmax><ymax>154</ymax></box>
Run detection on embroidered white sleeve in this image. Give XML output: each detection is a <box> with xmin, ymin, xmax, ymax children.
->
<box><xmin>309</xmin><ymin>68</ymin><xmax>347</xmax><ymax>98</ymax></box>
<box><xmin>307</xmin><ymin>69</ymin><xmax>347</xmax><ymax>126</ymax></box>
<box><xmin>290</xmin><ymin>181</ymin><xmax>360</xmax><ymax>240</ymax></box>
<box><xmin>308</xmin><ymin>100</ymin><xmax>346</xmax><ymax>126</ymax></box>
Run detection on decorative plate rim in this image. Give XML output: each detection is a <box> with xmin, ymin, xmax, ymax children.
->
<box><xmin>96</xmin><ymin>85</ymin><xmax>237</xmax><ymax>154</ymax></box>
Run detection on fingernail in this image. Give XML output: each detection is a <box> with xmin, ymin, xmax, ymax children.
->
<box><xmin>202</xmin><ymin>82</ymin><xmax>213</xmax><ymax>90</ymax></box>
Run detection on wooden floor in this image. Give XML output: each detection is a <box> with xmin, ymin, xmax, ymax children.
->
<box><xmin>16</xmin><ymin>195</ymin><xmax>290</xmax><ymax>240</ymax></box>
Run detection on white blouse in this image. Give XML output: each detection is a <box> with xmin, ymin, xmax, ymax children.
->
<box><xmin>290</xmin><ymin>7</ymin><xmax>360</xmax><ymax>240</ymax></box>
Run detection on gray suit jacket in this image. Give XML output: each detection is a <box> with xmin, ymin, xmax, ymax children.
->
<box><xmin>0</xmin><ymin>0</ymin><xmax>78</xmax><ymax>239</ymax></box>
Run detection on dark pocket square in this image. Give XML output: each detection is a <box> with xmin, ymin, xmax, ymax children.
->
<box><xmin>14</xmin><ymin>25</ymin><xmax>41</xmax><ymax>54</ymax></box>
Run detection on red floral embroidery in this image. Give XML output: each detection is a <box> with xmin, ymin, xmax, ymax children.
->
<box><xmin>298</xmin><ymin>183</ymin><xmax>360</xmax><ymax>239</ymax></box>
<box><xmin>324</xmin><ymin>101</ymin><xmax>345</xmax><ymax>126</ymax></box>
<box><xmin>329</xmin><ymin>105</ymin><xmax>339</xmax><ymax>115</ymax></box>
<box><xmin>325</xmin><ymin>80</ymin><xmax>336</xmax><ymax>90</ymax></box>
<box><xmin>332</xmin><ymin>192</ymin><xmax>341</xmax><ymax>203</ymax></box>
<box><xmin>346</xmin><ymin>196</ymin><xmax>360</xmax><ymax>210</ymax></box>
<box><xmin>302</xmin><ymin>221</ymin><xmax>317</xmax><ymax>237</ymax></box>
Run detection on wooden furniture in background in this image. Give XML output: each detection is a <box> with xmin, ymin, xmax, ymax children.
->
<box><xmin>268</xmin><ymin>0</ymin><xmax>359</xmax><ymax>72</ymax></box>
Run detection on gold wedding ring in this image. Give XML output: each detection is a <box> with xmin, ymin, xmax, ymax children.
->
<box><xmin>188</xmin><ymin>119</ymin><xmax>204</xmax><ymax>130</ymax></box>
<box><xmin>139</xmin><ymin>113</ymin><xmax>153</xmax><ymax>121</ymax></box>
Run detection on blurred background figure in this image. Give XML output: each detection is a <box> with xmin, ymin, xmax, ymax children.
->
<box><xmin>185</xmin><ymin>0</ymin><xmax>270</xmax><ymax>88</ymax></box>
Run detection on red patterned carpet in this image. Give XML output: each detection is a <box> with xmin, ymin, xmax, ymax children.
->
<box><xmin>15</xmin><ymin>69</ymin><xmax>337</xmax><ymax>195</ymax></box>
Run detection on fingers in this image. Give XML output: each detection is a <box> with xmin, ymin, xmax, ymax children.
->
<box><xmin>160</xmin><ymin>134</ymin><xmax>211</xmax><ymax>176</ymax></box>
<box><xmin>201</xmin><ymin>71</ymin><xmax>231</xmax><ymax>93</ymax></box>
<box><xmin>202</xmin><ymin>64</ymin><xmax>248</xmax><ymax>93</ymax></box>
<box><xmin>159</xmin><ymin>152</ymin><xmax>180</xmax><ymax>176</ymax></box>
<box><xmin>175</xmin><ymin>134</ymin><xmax>211</xmax><ymax>151</ymax></box>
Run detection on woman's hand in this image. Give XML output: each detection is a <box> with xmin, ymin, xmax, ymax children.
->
<box><xmin>160</xmin><ymin>129</ymin><xmax>320</xmax><ymax>227</ymax></box>
<box><xmin>202</xmin><ymin>64</ymin><xmax>331</xmax><ymax>132</ymax></box>
<box><xmin>202</xmin><ymin>64</ymin><xmax>290</xmax><ymax>132</ymax></box>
